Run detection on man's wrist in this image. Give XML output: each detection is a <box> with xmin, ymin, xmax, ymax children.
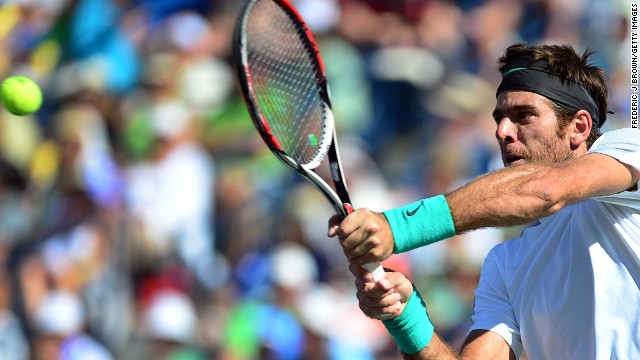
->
<box><xmin>383</xmin><ymin>195</ymin><xmax>456</xmax><ymax>253</ymax></box>
<box><xmin>382</xmin><ymin>287</ymin><xmax>434</xmax><ymax>354</ymax></box>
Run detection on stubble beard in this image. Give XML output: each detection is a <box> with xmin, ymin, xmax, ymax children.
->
<box><xmin>530</xmin><ymin>124</ymin><xmax>575</xmax><ymax>164</ymax></box>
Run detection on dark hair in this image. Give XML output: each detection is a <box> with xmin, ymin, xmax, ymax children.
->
<box><xmin>497</xmin><ymin>43</ymin><xmax>608</xmax><ymax>147</ymax></box>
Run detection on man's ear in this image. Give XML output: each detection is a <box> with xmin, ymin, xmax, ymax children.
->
<box><xmin>569</xmin><ymin>110</ymin><xmax>592</xmax><ymax>149</ymax></box>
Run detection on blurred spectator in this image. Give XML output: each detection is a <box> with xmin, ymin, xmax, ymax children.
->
<box><xmin>30</xmin><ymin>290</ymin><xmax>113</xmax><ymax>360</ymax></box>
<box><xmin>120</xmin><ymin>289</ymin><xmax>208</xmax><ymax>360</ymax></box>
<box><xmin>0</xmin><ymin>243</ymin><xmax>29</xmax><ymax>360</ymax></box>
<box><xmin>124</xmin><ymin>99</ymin><xmax>217</xmax><ymax>289</ymax></box>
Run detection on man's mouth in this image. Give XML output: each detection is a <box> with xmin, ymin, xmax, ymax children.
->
<box><xmin>504</xmin><ymin>154</ymin><xmax>525</xmax><ymax>166</ymax></box>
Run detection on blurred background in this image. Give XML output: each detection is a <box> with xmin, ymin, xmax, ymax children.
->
<box><xmin>0</xmin><ymin>0</ymin><xmax>632</xmax><ymax>359</ymax></box>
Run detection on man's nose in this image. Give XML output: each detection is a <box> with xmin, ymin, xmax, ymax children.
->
<box><xmin>496</xmin><ymin>118</ymin><xmax>517</xmax><ymax>143</ymax></box>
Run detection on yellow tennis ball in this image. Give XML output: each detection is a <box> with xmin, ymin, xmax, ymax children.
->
<box><xmin>1</xmin><ymin>76</ymin><xmax>43</xmax><ymax>116</ymax></box>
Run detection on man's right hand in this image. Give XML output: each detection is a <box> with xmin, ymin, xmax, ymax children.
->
<box><xmin>349</xmin><ymin>263</ymin><xmax>414</xmax><ymax>320</ymax></box>
<box><xmin>328</xmin><ymin>208</ymin><xmax>395</xmax><ymax>266</ymax></box>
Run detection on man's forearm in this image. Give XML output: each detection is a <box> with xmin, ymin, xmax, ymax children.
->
<box><xmin>445</xmin><ymin>153</ymin><xmax>639</xmax><ymax>234</ymax></box>
<box><xmin>401</xmin><ymin>334</ymin><xmax>457</xmax><ymax>360</ymax></box>
<box><xmin>445</xmin><ymin>163</ymin><xmax>555</xmax><ymax>233</ymax></box>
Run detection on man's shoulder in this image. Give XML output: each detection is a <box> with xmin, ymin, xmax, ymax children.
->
<box><xmin>486</xmin><ymin>232</ymin><xmax>527</xmax><ymax>258</ymax></box>
<box><xmin>589</xmin><ymin>128</ymin><xmax>640</xmax><ymax>152</ymax></box>
<box><xmin>588</xmin><ymin>128</ymin><xmax>640</xmax><ymax>170</ymax></box>
<box><xmin>600</xmin><ymin>127</ymin><xmax>640</xmax><ymax>138</ymax></box>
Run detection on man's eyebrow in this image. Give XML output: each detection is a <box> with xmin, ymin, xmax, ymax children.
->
<box><xmin>492</xmin><ymin>104</ymin><xmax>538</xmax><ymax>119</ymax></box>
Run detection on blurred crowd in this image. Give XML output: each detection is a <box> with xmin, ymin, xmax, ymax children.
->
<box><xmin>0</xmin><ymin>0</ymin><xmax>632</xmax><ymax>359</ymax></box>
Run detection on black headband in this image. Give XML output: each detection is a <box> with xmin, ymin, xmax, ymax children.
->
<box><xmin>496</xmin><ymin>57</ymin><xmax>603</xmax><ymax>129</ymax></box>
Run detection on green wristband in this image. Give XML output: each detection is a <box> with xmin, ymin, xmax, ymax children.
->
<box><xmin>383</xmin><ymin>195</ymin><xmax>456</xmax><ymax>254</ymax></box>
<box><xmin>382</xmin><ymin>287</ymin><xmax>434</xmax><ymax>354</ymax></box>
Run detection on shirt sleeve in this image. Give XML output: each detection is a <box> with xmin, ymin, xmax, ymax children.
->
<box><xmin>588</xmin><ymin>128</ymin><xmax>640</xmax><ymax>170</ymax></box>
<box><xmin>469</xmin><ymin>246</ymin><xmax>524</xmax><ymax>358</ymax></box>
<box><xmin>588</xmin><ymin>128</ymin><xmax>640</xmax><ymax>209</ymax></box>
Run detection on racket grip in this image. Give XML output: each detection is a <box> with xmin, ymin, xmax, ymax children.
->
<box><xmin>361</xmin><ymin>262</ymin><xmax>385</xmax><ymax>283</ymax></box>
<box><xmin>342</xmin><ymin>203</ymin><xmax>385</xmax><ymax>282</ymax></box>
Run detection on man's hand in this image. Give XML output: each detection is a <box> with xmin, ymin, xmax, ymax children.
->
<box><xmin>349</xmin><ymin>263</ymin><xmax>413</xmax><ymax>320</ymax></box>
<box><xmin>327</xmin><ymin>208</ymin><xmax>395</xmax><ymax>266</ymax></box>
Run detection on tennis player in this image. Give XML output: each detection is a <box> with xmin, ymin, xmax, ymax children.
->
<box><xmin>328</xmin><ymin>43</ymin><xmax>640</xmax><ymax>359</ymax></box>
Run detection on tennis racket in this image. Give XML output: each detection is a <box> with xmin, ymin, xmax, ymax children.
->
<box><xmin>233</xmin><ymin>0</ymin><xmax>384</xmax><ymax>282</ymax></box>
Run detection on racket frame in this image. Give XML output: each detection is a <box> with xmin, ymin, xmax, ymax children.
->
<box><xmin>234</xmin><ymin>0</ymin><xmax>351</xmax><ymax>216</ymax></box>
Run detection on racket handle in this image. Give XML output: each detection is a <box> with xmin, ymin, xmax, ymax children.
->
<box><xmin>361</xmin><ymin>262</ymin><xmax>385</xmax><ymax>283</ymax></box>
<box><xmin>342</xmin><ymin>203</ymin><xmax>386</xmax><ymax>282</ymax></box>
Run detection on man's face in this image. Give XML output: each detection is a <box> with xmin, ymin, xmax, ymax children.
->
<box><xmin>493</xmin><ymin>91</ymin><xmax>574</xmax><ymax>167</ymax></box>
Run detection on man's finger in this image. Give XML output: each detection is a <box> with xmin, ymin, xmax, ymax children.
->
<box><xmin>327</xmin><ymin>214</ymin><xmax>342</xmax><ymax>237</ymax></box>
<box><xmin>348</xmin><ymin>246</ymin><xmax>389</xmax><ymax>267</ymax></box>
<box><xmin>359</xmin><ymin>300</ymin><xmax>403</xmax><ymax>320</ymax></box>
<box><xmin>361</xmin><ymin>291</ymin><xmax>401</xmax><ymax>308</ymax></box>
<box><xmin>359</xmin><ymin>281</ymin><xmax>395</xmax><ymax>298</ymax></box>
<box><xmin>346</xmin><ymin>236</ymin><xmax>375</xmax><ymax>258</ymax></box>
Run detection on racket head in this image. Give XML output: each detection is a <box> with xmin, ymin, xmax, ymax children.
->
<box><xmin>233</xmin><ymin>1</ymin><xmax>385</xmax><ymax>282</ymax></box>
<box><xmin>233</xmin><ymin>0</ymin><xmax>334</xmax><ymax>171</ymax></box>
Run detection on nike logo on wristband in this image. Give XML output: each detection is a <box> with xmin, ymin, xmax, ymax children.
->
<box><xmin>406</xmin><ymin>202</ymin><xmax>424</xmax><ymax>216</ymax></box>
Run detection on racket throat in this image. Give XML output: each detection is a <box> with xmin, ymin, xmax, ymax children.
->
<box><xmin>328</xmin><ymin>137</ymin><xmax>351</xmax><ymax>207</ymax></box>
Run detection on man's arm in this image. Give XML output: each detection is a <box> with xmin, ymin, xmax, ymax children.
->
<box><xmin>400</xmin><ymin>333</ymin><xmax>456</xmax><ymax>360</ymax></box>
<box><xmin>401</xmin><ymin>330</ymin><xmax>515</xmax><ymax>360</ymax></box>
<box><xmin>352</xmin><ymin>266</ymin><xmax>514</xmax><ymax>360</ymax></box>
<box><xmin>447</xmin><ymin>152</ymin><xmax>640</xmax><ymax>233</ymax></box>
<box><xmin>330</xmin><ymin>153</ymin><xmax>640</xmax><ymax>265</ymax></box>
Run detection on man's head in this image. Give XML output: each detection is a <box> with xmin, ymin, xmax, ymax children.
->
<box><xmin>493</xmin><ymin>43</ymin><xmax>608</xmax><ymax>166</ymax></box>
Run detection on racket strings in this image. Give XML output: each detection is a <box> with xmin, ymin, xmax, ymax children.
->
<box><xmin>250</xmin><ymin>19</ymin><xmax>320</xmax><ymax>151</ymax></box>
<box><xmin>245</xmin><ymin>0</ymin><xmax>328</xmax><ymax>166</ymax></box>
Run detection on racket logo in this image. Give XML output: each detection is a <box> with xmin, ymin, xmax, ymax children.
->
<box><xmin>330</xmin><ymin>162</ymin><xmax>340</xmax><ymax>182</ymax></box>
<box><xmin>406</xmin><ymin>202</ymin><xmax>424</xmax><ymax>217</ymax></box>
<box><xmin>308</xmin><ymin>133</ymin><xmax>319</xmax><ymax>147</ymax></box>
